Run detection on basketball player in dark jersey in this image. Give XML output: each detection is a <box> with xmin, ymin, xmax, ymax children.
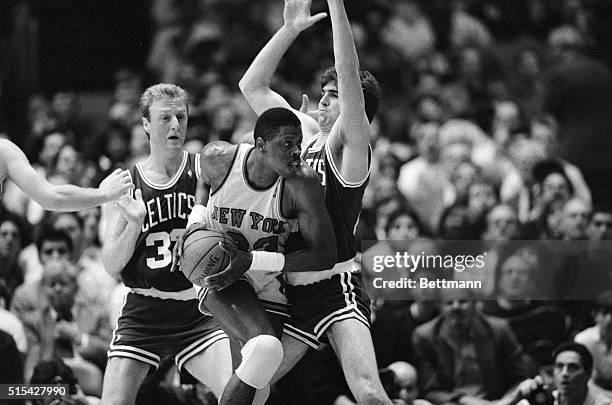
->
<box><xmin>0</xmin><ymin>138</ymin><xmax>131</xmax><ymax>209</ymax></box>
<box><xmin>239</xmin><ymin>0</ymin><xmax>390</xmax><ymax>404</ymax></box>
<box><xmin>100</xmin><ymin>84</ymin><xmax>232</xmax><ymax>405</ymax></box>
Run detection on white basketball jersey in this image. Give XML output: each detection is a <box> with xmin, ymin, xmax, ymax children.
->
<box><xmin>206</xmin><ymin>143</ymin><xmax>289</xmax><ymax>282</ymax></box>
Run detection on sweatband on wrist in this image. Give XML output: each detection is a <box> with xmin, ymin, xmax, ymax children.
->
<box><xmin>248</xmin><ymin>251</ymin><xmax>285</xmax><ymax>272</ymax></box>
<box><xmin>187</xmin><ymin>204</ymin><xmax>208</xmax><ymax>227</ymax></box>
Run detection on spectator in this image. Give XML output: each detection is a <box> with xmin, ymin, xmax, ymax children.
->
<box><xmin>29</xmin><ymin>358</ymin><xmax>93</xmax><ymax>405</ymax></box>
<box><xmin>587</xmin><ymin>208</ymin><xmax>612</xmax><ymax>240</ymax></box>
<box><xmin>482</xmin><ymin>204</ymin><xmax>521</xmax><ymax>242</ymax></box>
<box><xmin>397</xmin><ymin>122</ymin><xmax>455</xmax><ymax>234</ymax></box>
<box><xmin>509</xmin><ymin>342</ymin><xmax>611</xmax><ymax>405</ymax></box>
<box><xmin>560</xmin><ymin>198</ymin><xmax>591</xmax><ymax>241</ymax></box>
<box><xmin>0</xmin><ymin>212</ymin><xmax>24</xmax><ymax>305</ymax></box>
<box><xmin>575</xmin><ymin>291</ymin><xmax>612</xmax><ymax>398</ymax></box>
<box><xmin>0</xmin><ymin>330</ymin><xmax>24</xmax><ymax>386</ymax></box>
<box><xmin>412</xmin><ymin>288</ymin><xmax>534</xmax><ymax>404</ymax></box>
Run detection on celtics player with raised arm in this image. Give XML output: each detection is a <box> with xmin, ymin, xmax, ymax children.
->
<box><xmin>238</xmin><ymin>0</ymin><xmax>389</xmax><ymax>404</ymax></box>
<box><xmin>100</xmin><ymin>84</ymin><xmax>232</xmax><ymax>405</ymax></box>
<box><xmin>171</xmin><ymin>107</ymin><xmax>337</xmax><ymax>405</ymax></box>
<box><xmin>0</xmin><ymin>138</ymin><xmax>131</xmax><ymax>209</ymax></box>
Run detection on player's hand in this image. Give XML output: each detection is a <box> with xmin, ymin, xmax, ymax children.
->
<box><xmin>99</xmin><ymin>168</ymin><xmax>132</xmax><ymax>201</ymax></box>
<box><xmin>204</xmin><ymin>239</ymin><xmax>252</xmax><ymax>291</ymax></box>
<box><xmin>299</xmin><ymin>94</ymin><xmax>319</xmax><ymax>122</ymax></box>
<box><xmin>283</xmin><ymin>0</ymin><xmax>327</xmax><ymax>33</ymax></box>
<box><xmin>170</xmin><ymin>222</ymin><xmax>208</xmax><ymax>272</ymax></box>
<box><xmin>116</xmin><ymin>189</ymin><xmax>146</xmax><ymax>224</ymax></box>
<box><xmin>54</xmin><ymin>320</ymin><xmax>81</xmax><ymax>344</ymax></box>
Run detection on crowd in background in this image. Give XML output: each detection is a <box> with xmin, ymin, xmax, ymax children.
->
<box><xmin>1</xmin><ymin>0</ymin><xmax>612</xmax><ymax>404</ymax></box>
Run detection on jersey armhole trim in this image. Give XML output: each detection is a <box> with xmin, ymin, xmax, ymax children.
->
<box><xmin>210</xmin><ymin>145</ymin><xmax>240</xmax><ymax>197</ymax></box>
<box><xmin>195</xmin><ymin>153</ymin><xmax>201</xmax><ymax>180</ymax></box>
<box><xmin>324</xmin><ymin>141</ymin><xmax>371</xmax><ymax>188</ymax></box>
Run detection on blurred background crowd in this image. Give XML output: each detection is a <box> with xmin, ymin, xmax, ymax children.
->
<box><xmin>1</xmin><ymin>0</ymin><xmax>612</xmax><ymax>404</ymax></box>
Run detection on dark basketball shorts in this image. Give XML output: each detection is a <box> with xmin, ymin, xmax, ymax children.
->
<box><xmin>108</xmin><ymin>291</ymin><xmax>228</xmax><ymax>371</ymax></box>
<box><xmin>283</xmin><ymin>271</ymin><xmax>371</xmax><ymax>349</ymax></box>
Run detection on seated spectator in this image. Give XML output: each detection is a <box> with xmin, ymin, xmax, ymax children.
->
<box><xmin>466</xmin><ymin>178</ymin><xmax>499</xmax><ymax>233</ymax></box>
<box><xmin>482</xmin><ymin>204</ymin><xmax>521</xmax><ymax>242</ymax></box>
<box><xmin>18</xmin><ymin>226</ymin><xmax>73</xmax><ymax>286</ymax></box>
<box><xmin>575</xmin><ymin>291</ymin><xmax>612</xmax><ymax>398</ymax></box>
<box><xmin>588</xmin><ymin>208</ymin><xmax>612</xmax><ymax>240</ymax></box>
<box><xmin>509</xmin><ymin>342</ymin><xmax>611</xmax><ymax>405</ymax></box>
<box><xmin>0</xmin><ymin>329</ymin><xmax>24</xmax><ymax>386</ymax></box>
<box><xmin>397</xmin><ymin>122</ymin><xmax>455</xmax><ymax>235</ymax></box>
<box><xmin>412</xmin><ymin>289</ymin><xmax>535</xmax><ymax>404</ymax></box>
<box><xmin>438</xmin><ymin>204</ymin><xmax>478</xmax><ymax>240</ymax></box>
<box><xmin>0</xmin><ymin>282</ymin><xmax>28</xmax><ymax>356</ymax></box>
<box><xmin>30</xmin><ymin>358</ymin><xmax>96</xmax><ymax>405</ymax></box>
<box><xmin>0</xmin><ymin>212</ymin><xmax>24</xmax><ymax>306</ymax></box>
<box><xmin>11</xmin><ymin>259</ymin><xmax>109</xmax><ymax>383</ymax></box>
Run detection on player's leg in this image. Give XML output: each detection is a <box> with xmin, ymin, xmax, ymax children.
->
<box><xmin>182</xmin><ymin>338</ymin><xmax>232</xmax><ymax>399</ymax></box>
<box><xmin>203</xmin><ymin>280</ymin><xmax>283</xmax><ymax>405</ymax></box>
<box><xmin>252</xmin><ymin>333</ymin><xmax>310</xmax><ymax>405</ymax></box>
<box><xmin>100</xmin><ymin>357</ymin><xmax>151</xmax><ymax>405</ymax></box>
<box><xmin>328</xmin><ymin>319</ymin><xmax>391</xmax><ymax>405</ymax></box>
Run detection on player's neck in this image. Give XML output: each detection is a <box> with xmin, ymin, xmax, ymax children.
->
<box><xmin>143</xmin><ymin>148</ymin><xmax>184</xmax><ymax>176</ymax></box>
<box><xmin>246</xmin><ymin>151</ymin><xmax>278</xmax><ymax>190</ymax></box>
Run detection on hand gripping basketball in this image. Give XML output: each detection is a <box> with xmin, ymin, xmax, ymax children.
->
<box><xmin>203</xmin><ymin>237</ymin><xmax>254</xmax><ymax>291</ymax></box>
<box><xmin>170</xmin><ymin>222</ymin><xmax>207</xmax><ymax>273</ymax></box>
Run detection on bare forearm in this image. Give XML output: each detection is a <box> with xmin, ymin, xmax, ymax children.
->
<box><xmin>38</xmin><ymin>184</ymin><xmax>110</xmax><ymax>211</ymax></box>
<box><xmin>239</xmin><ymin>25</ymin><xmax>300</xmax><ymax>93</ymax></box>
<box><xmin>102</xmin><ymin>222</ymin><xmax>141</xmax><ymax>277</ymax></box>
<box><xmin>328</xmin><ymin>0</ymin><xmax>359</xmax><ymax>74</ymax></box>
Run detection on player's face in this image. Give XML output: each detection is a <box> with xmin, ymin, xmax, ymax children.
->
<box><xmin>264</xmin><ymin>126</ymin><xmax>303</xmax><ymax>177</ymax></box>
<box><xmin>318</xmin><ymin>82</ymin><xmax>340</xmax><ymax>130</ymax></box>
<box><xmin>143</xmin><ymin>96</ymin><xmax>188</xmax><ymax>150</ymax></box>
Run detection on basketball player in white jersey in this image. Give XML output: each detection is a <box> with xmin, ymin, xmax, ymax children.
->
<box><xmin>0</xmin><ymin>138</ymin><xmax>131</xmax><ymax>210</ymax></box>
<box><xmin>172</xmin><ymin>107</ymin><xmax>337</xmax><ymax>404</ymax></box>
<box><xmin>100</xmin><ymin>84</ymin><xmax>232</xmax><ymax>405</ymax></box>
<box><xmin>238</xmin><ymin>0</ymin><xmax>390</xmax><ymax>404</ymax></box>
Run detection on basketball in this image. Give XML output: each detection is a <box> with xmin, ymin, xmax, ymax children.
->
<box><xmin>180</xmin><ymin>229</ymin><xmax>230</xmax><ymax>287</ymax></box>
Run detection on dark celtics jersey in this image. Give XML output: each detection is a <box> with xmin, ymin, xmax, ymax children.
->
<box><xmin>286</xmin><ymin>134</ymin><xmax>369</xmax><ymax>285</ymax></box>
<box><xmin>122</xmin><ymin>151</ymin><xmax>200</xmax><ymax>292</ymax></box>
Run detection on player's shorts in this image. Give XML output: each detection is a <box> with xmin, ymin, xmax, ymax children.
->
<box><xmin>108</xmin><ymin>291</ymin><xmax>228</xmax><ymax>371</ymax></box>
<box><xmin>283</xmin><ymin>271</ymin><xmax>371</xmax><ymax>349</ymax></box>
<box><xmin>195</xmin><ymin>271</ymin><xmax>289</xmax><ymax>319</ymax></box>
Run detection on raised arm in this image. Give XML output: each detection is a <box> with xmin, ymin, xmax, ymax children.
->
<box><xmin>238</xmin><ymin>0</ymin><xmax>323</xmax><ymax>133</ymax></box>
<box><xmin>282</xmin><ymin>169</ymin><xmax>337</xmax><ymax>272</ymax></box>
<box><xmin>101</xmin><ymin>190</ymin><xmax>146</xmax><ymax>278</ymax></box>
<box><xmin>1</xmin><ymin>139</ymin><xmax>131</xmax><ymax>210</ymax></box>
<box><xmin>326</xmin><ymin>0</ymin><xmax>371</xmax><ymax>183</ymax></box>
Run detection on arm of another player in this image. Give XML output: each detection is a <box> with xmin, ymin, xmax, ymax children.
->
<box><xmin>101</xmin><ymin>189</ymin><xmax>146</xmax><ymax>278</ymax></box>
<box><xmin>282</xmin><ymin>168</ymin><xmax>337</xmax><ymax>272</ymax></box>
<box><xmin>326</xmin><ymin>0</ymin><xmax>371</xmax><ymax>184</ymax></box>
<box><xmin>1</xmin><ymin>139</ymin><xmax>131</xmax><ymax>210</ymax></box>
<box><xmin>238</xmin><ymin>0</ymin><xmax>322</xmax><ymax>133</ymax></box>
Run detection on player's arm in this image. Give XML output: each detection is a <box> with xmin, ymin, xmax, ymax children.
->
<box><xmin>238</xmin><ymin>0</ymin><xmax>323</xmax><ymax>134</ymax></box>
<box><xmin>326</xmin><ymin>0</ymin><xmax>371</xmax><ymax>184</ymax></box>
<box><xmin>1</xmin><ymin>139</ymin><xmax>131</xmax><ymax>210</ymax></box>
<box><xmin>101</xmin><ymin>190</ymin><xmax>146</xmax><ymax>278</ymax></box>
<box><xmin>170</xmin><ymin>142</ymin><xmax>235</xmax><ymax>272</ymax></box>
<box><xmin>282</xmin><ymin>168</ymin><xmax>337</xmax><ymax>272</ymax></box>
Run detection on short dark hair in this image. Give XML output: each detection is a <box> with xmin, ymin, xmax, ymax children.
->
<box><xmin>594</xmin><ymin>290</ymin><xmax>612</xmax><ymax>313</ymax></box>
<box><xmin>30</xmin><ymin>359</ymin><xmax>78</xmax><ymax>394</ymax></box>
<box><xmin>553</xmin><ymin>341</ymin><xmax>593</xmax><ymax>374</ymax></box>
<box><xmin>384</xmin><ymin>207</ymin><xmax>424</xmax><ymax>236</ymax></box>
<box><xmin>320</xmin><ymin>67</ymin><xmax>380</xmax><ymax>123</ymax></box>
<box><xmin>36</xmin><ymin>227</ymin><xmax>73</xmax><ymax>254</ymax></box>
<box><xmin>253</xmin><ymin>107</ymin><xmax>301</xmax><ymax>143</ymax></box>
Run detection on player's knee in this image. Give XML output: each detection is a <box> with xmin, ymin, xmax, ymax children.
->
<box><xmin>235</xmin><ymin>335</ymin><xmax>283</xmax><ymax>389</ymax></box>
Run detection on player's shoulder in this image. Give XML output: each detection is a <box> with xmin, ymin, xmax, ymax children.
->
<box><xmin>201</xmin><ymin>141</ymin><xmax>238</xmax><ymax>161</ymax></box>
<box><xmin>284</xmin><ymin>162</ymin><xmax>322</xmax><ymax>196</ymax></box>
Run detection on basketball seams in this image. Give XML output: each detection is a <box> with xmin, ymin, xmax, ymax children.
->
<box><xmin>182</xmin><ymin>230</ymin><xmax>230</xmax><ymax>282</ymax></box>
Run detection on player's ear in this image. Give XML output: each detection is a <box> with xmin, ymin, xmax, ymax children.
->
<box><xmin>256</xmin><ymin>137</ymin><xmax>265</xmax><ymax>152</ymax></box>
<box><xmin>142</xmin><ymin>117</ymin><xmax>150</xmax><ymax>135</ymax></box>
